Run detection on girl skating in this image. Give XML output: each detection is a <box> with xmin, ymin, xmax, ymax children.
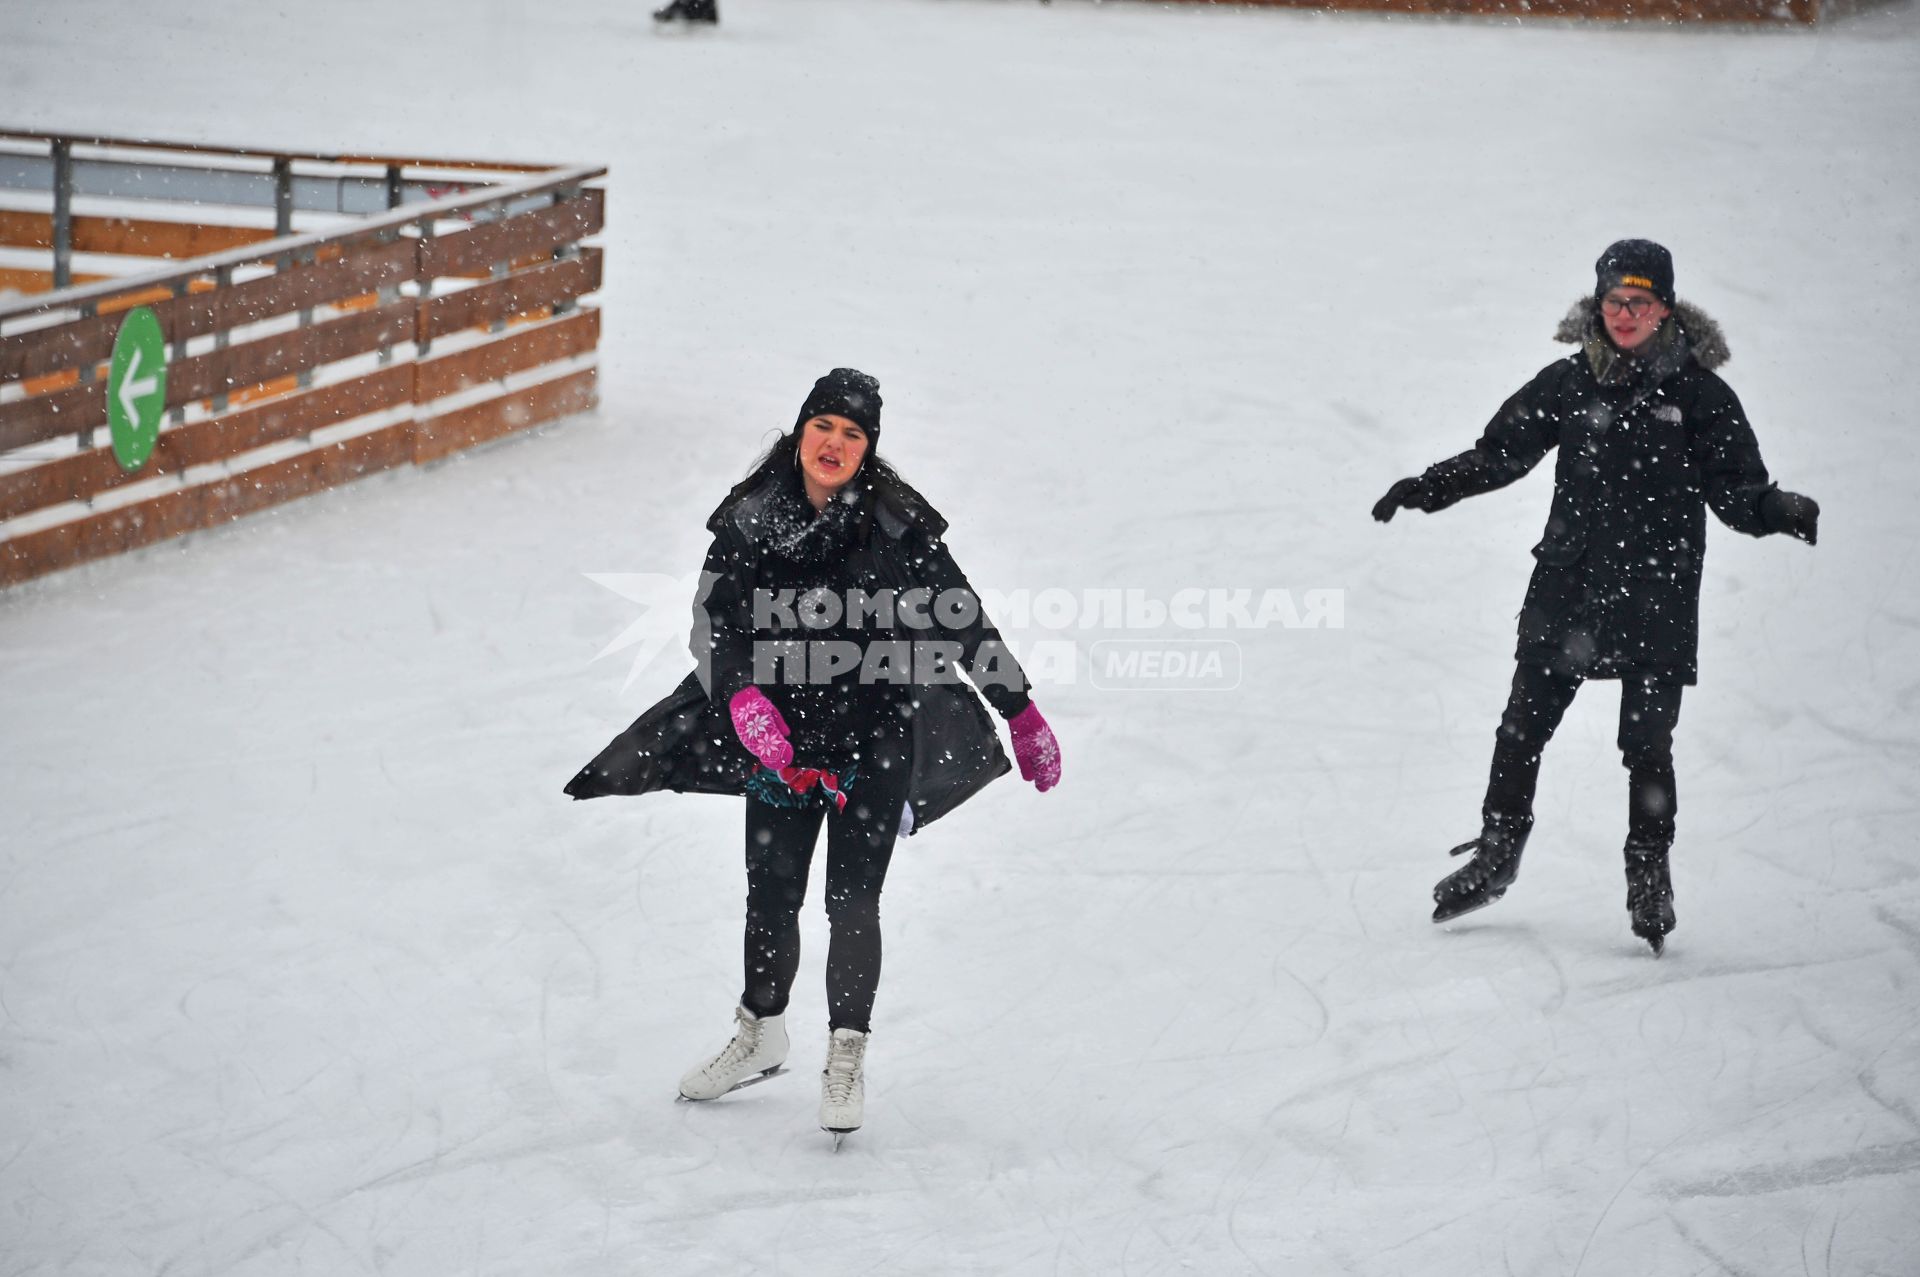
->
<box><xmin>567</xmin><ymin>369</ymin><xmax>1060</xmax><ymax>1140</ymax></box>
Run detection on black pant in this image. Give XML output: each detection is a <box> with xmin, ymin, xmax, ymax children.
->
<box><xmin>1483</xmin><ymin>662</ymin><xmax>1683</xmax><ymax>847</ymax></box>
<box><xmin>739</xmin><ymin>726</ymin><xmax>913</xmax><ymax>1033</ymax></box>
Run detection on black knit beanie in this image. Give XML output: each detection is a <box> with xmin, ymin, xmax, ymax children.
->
<box><xmin>1594</xmin><ymin>239</ymin><xmax>1676</xmax><ymax>307</ymax></box>
<box><xmin>795</xmin><ymin>368</ymin><xmax>882</xmax><ymax>443</ymax></box>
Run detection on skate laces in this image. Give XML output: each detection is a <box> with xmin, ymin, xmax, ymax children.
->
<box><xmin>1456</xmin><ymin>842</ymin><xmax>1500</xmax><ymax>890</ymax></box>
<box><xmin>1625</xmin><ymin>846</ymin><xmax>1672</xmax><ymax>899</ymax></box>
<box><xmin>823</xmin><ymin>1035</ymin><xmax>864</xmax><ymax>1105</ymax></box>
<box><xmin>1442</xmin><ymin>836</ymin><xmax>1516</xmax><ymax>898</ymax></box>
<box><xmin>709</xmin><ymin>1012</ymin><xmax>762</xmax><ymax>1075</ymax></box>
<box><xmin>1627</xmin><ymin>872</ymin><xmax>1672</xmax><ymax>908</ymax></box>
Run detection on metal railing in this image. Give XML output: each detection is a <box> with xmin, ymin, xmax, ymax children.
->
<box><xmin>0</xmin><ymin>131</ymin><xmax>607</xmax><ymax>587</ymax></box>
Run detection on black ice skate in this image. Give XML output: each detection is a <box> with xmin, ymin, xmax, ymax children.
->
<box><xmin>653</xmin><ymin>0</ymin><xmax>718</xmax><ymax>23</ymax></box>
<box><xmin>1624</xmin><ymin>841</ymin><xmax>1676</xmax><ymax>956</ymax></box>
<box><xmin>1432</xmin><ymin>816</ymin><xmax>1531</xmax><ymax>923</ymax></box>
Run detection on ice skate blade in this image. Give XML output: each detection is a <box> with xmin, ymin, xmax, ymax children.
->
<box><xmin>675</xmin><ymin>1065</ymin><xmax>787</xmax><ymax>1102</ymax></box>
<box><xmin>1432</xmin><ymin>889</ymin><xmax>1505</xmax><ymax>925</ymax></box>
<box><xmin>824</xmin><ymin>1128</ymin><xmax>856</xmax><ymax>1151</ymax></box>
<box><xmin>1640</xmin><ymin>934</ymin><xmax>1666</xmax><ymax>957</ymax></box>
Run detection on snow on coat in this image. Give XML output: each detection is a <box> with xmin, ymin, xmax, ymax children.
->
<box><xmin>564</xmin><ymin>473</ymin><xmax>1030</xmax><ymax>832</ymax></box>
<box><xmin>1417</xmin><ymin>298</ymin><xmax>1785</xmax><ymax>684</ymax></box>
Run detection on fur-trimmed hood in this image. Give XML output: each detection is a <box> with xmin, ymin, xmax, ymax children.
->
<box><xmin>1554</xmin><ymin>296</ymin><xmax>1730</xmax><ymax>372</ymax></box>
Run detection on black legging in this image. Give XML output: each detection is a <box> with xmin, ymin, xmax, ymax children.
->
<box><xmin>1483</xmin><ymin>662</ymin><xmax>1683</xmax><ymax>847</ymax></box>
<box><xmin>739</xmin><ymin>727</ymin><xmax>913</xmax><ymax>1033</ymax></box>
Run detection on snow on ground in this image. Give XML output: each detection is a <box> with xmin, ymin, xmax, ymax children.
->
<box><xmin>4</xmin><ymin>0</ymin><xmax>1919</xmax><ymax>1272</ymax></box>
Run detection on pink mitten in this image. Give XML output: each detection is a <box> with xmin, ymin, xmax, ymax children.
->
<box><xmin>1008</xmin><ymin>703</ymin><xmax>1061</xmax><ymax>793</ymax></box>
<box><xmin>729</xmin><ymin>687</ymin><xmax>793</xmax><ymax>770</ymax></box>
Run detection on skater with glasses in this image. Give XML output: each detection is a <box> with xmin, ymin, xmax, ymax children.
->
<box><xmin>1372</xmin><ymin>241</ymin><xmax>1819</xmax><ymax>953</ymax></box>
<box><xmin>566</xmin><ymin>369</ymin><xmax>1061</xmax><ymax>1141</ymax></box>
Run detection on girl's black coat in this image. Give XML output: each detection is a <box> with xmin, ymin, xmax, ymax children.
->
<box><xmin>1419</xmin><ymin>299</ymin><xmax>1786</xmax><ymax>684</ymax></box>
<box><xmin>563</xmin><ymin>476</ymin><xmax>1028</xmax><ymax>832</ymax></box>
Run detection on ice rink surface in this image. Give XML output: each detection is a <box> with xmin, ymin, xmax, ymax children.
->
<box><xmin>4</xmin><ymin>0</ymin><xmax>1919</xmax><ymax>1272</ymax></box>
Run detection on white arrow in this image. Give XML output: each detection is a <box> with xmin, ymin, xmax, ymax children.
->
<box><xmin>117</xmin><ymin>346</ymin><xmax>160</xmax><ymax>425</ymax></box>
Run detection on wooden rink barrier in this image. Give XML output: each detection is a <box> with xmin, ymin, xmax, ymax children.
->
<box><xmin>0</xmin><ymin>131</ymin><xmax>606</xmax><ymax>588</ymax></box>
<box><xmin>1162</xmin><ymin>0</ymin><xmax>1823</xmax><ymax>21</ymax></box>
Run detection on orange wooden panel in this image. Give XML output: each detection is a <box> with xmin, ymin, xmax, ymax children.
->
<box><xmin>217</xmin><ymin>238</ymin><xmax>417</xmax><ymax>329</ymax></box>
<box><xmin>0</xmin><ymin>209</ymin><xmax>277</xmax><ymax>258</ymax></box>
<box><xmin>0</xmin><ymin>486</ymin><xmax>206</xmax><ymax>587</ymax></box>
<box><xmin>0</xmin><ymin>210</ymin><xmax>55</xmax><ymax>251</ymax></box>
<box><xmin>413</xmin><ymin>366</ymin><xmax>596</xmax><ymax>464</ymax></box>
<box><xmin>201</xmin><ymin>423</ymin><xmax>415</xmax><ymax>525</ymax></box>
<box><xmin>0</xmin><ymin>381</ymin><xmax>103</xmax><ymax>452</ymax></box>
<box><xmin>2</xmin><ymin>238</ymin><xmax>415</xmax><ymax>385</ymax></box>
<box><xmin>208</xmin><ymin>304</ymin><xmax>416</xmax><ymax>400</ymax></box>
<box><xmin>8</xmin><ymin>287</ymin><xmax>211</xmax><ymax>393</ymax></box>
<box><xmin>0</xmin><ymin>266</ymin><xmax>109</xmax><ymax>293</ymax></box>
<box><xmin>420</xmin><ymin>188</ymin><xmax>604</xmax><ymax>279</ymax></box>
<box><xmin>21</xmin><ymin>367</ymin><xmax>80</xmax><ymax>397</ymax></box>
<box><xmin>413</xmin><ymin>308</ymin><xmax>599</xmax><ymax>404</ymax></box>
<box><xmin>421</xmin><ymin>249</ymin><xmax>601</xmax><ymax>339</ymax></box>
<box><xmin>0</xmin><ymin>370</ymin><xmax>593</xmax><ymax>587</ymax></box>
<box><xmin>0</xmin><ymin>165</ymin><xmax>604</xmax><ymax>337</ymax></box>
<box><xmin>99</xmin><ymin>277</ymin><xmax>221</xmax><ymax>315</ymax></box>
<box><xmin>227</xmin><ymin>375</ymin><xmax>301</xmax><ymax>408</ymax></box>
<box><xmin>0</xmin><ymin>364</ymin><xmax>415</xmax><ymax>521</ymax></box>
<box><xmin>0</xmin><ymin>300</ymin><xmax>417</xmax><ymax>450</ymax></box>
<box><xmin>0</xmin><ymin>423</ymin><xmax>417</xmax><ymax>587</ymax></box>
<box><xmin>170</xmin><ymin>365</ymin><xmax>415</xmax><ymax>470</ymax></box>
<box><xmin>441</xmin><ymin>251</ymin><xmax>574</xmax><ymax>282</ymax></box>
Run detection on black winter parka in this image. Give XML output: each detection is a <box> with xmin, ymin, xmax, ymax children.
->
<box><xmin>564</xmin><ymin>473</ymin><xmax>1031</xmax><ymax>832</ymax></box>
<box><xmin>1418</xmin><ymin>299</ymin><xmax>1789</xmax><ymax>684</ymax></box>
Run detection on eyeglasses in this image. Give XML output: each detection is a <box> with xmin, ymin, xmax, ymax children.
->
<box><xmin>1601</xmin><ymin>295</ymin><xmax>1663</xmax><ymax>318</ymax></box>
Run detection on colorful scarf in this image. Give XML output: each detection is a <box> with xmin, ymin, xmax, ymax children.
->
<box><xmin>745</xmin><ymin>764</ymin><xmax>856</xmax><ymax>812</ymax></box>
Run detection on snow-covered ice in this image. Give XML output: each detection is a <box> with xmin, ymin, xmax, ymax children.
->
<box><xmin>3</xmin><ymin>1</ymin><xmax>1919</xmax><ymax>1273</ymax></box>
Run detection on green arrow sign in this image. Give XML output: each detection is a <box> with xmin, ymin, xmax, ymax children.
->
<box><xmin>108</xmin><ymin>305</ymin><xmax>167</xmax><ymax>472</ymax></box>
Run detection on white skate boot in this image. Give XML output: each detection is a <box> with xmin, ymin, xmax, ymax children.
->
<box><xmin>819</xmin><ymin>1027</ymin><xmax>867</xmax><ymax>1145</ymax></box>
<box><xmin>678</xmin><ymin>1005</ymin><xmax>788</xmax><ymax>1101</ymax></box>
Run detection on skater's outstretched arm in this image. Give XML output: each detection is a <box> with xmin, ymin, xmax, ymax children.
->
<box><xmin>1694</xmin><ymin>378</ymin><xmax>1819</xmax><ymax>544</ymax></box>
<box><xmin>1373</xmin><ymin>366</ymin><xmax>1562</xmax><ymax>522</ymax></box>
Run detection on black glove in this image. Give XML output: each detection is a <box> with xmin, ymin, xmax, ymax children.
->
<box><xmin>1372</xmin><ymin>476</ymin><xmax>1430</xmax><ymax>523</ymax></box>
<box><xmin>1761</xmin><ymin>488</ymin><xmax>1820</xmax><ymax>545</ymax></box>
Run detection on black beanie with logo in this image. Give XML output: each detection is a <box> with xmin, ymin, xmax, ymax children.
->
<box><xmin>1594</xmin><ymin>239</ymin><xmax>1676</xmax><ymax>307</ymax></box>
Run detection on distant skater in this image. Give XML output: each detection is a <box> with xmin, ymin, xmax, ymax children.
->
<box><xmin>653</xmin><ymin>0</ymin><xmax>717</xmax><ymax>25</ymax></box>
<box><xmin>1372</xmin><ymin>241</ymin><xmax>1819</xmax><ymax>954</ymax></box>
<box><xmin>566</xmin><ymin>369</ymin><xmax>1060</xmax><ymax>1141</ymax></box>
